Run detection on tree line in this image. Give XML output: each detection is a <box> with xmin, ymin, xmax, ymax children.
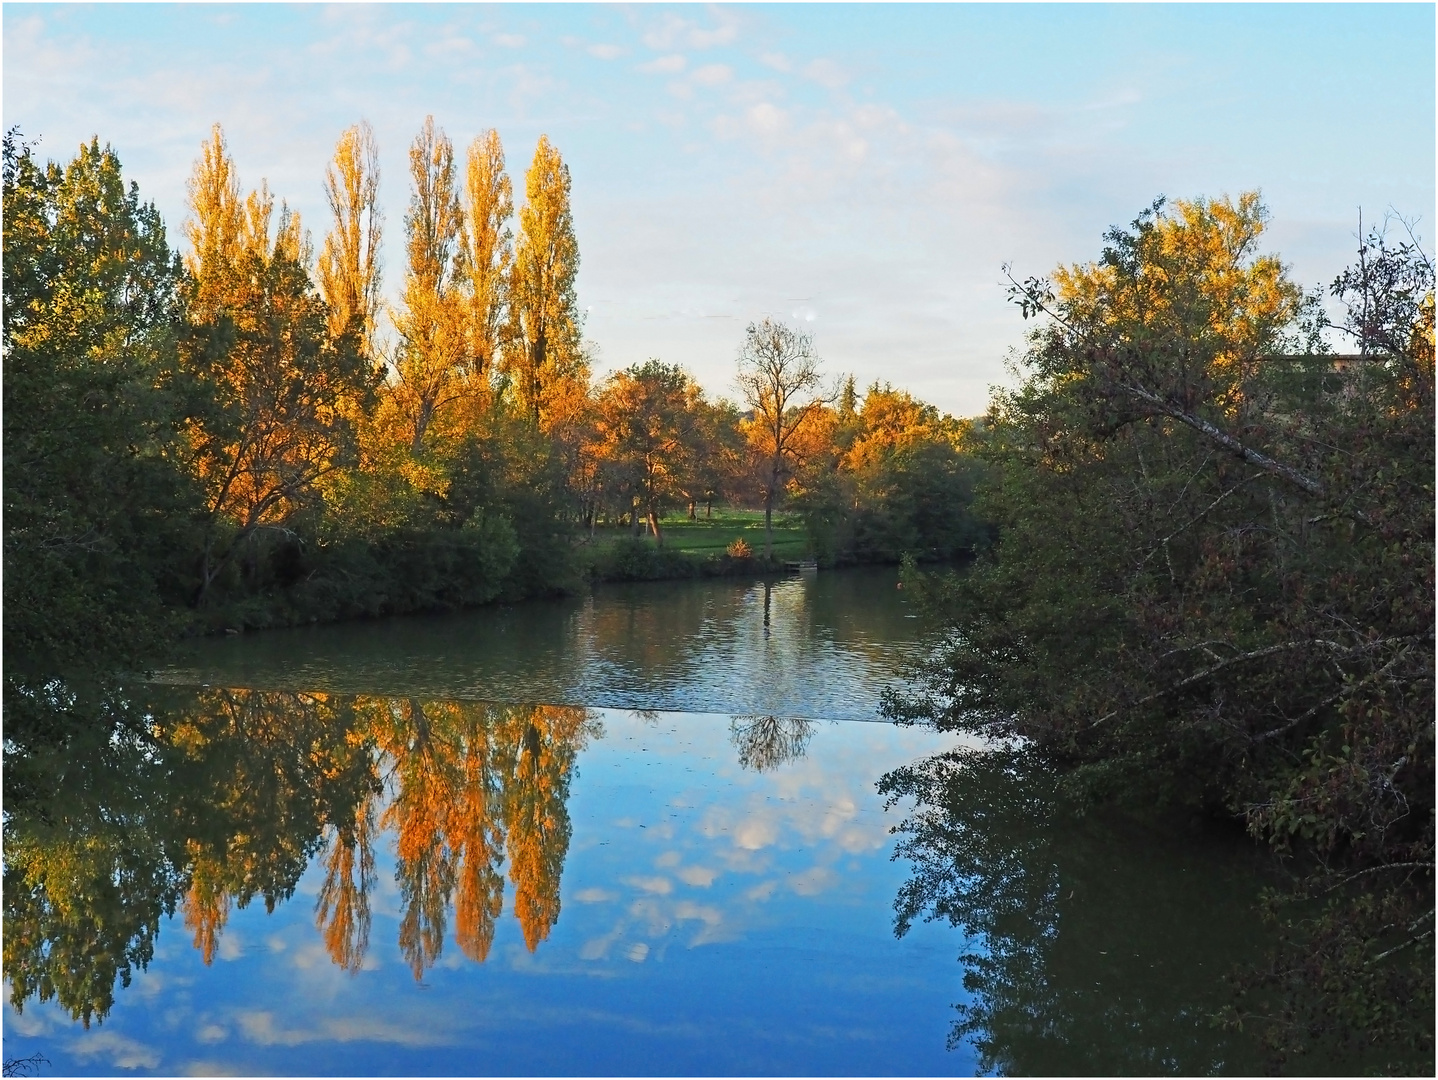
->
<box><xmin>2</xmin><ymin>121</ymin><xmax>980</xmax><ymax>721</ymax></box>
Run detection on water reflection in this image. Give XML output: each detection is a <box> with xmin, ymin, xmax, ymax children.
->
<box><xmin>156</xmin><ymin>568</ymin><xmax>924</xmax><ymax>720</ymax></box>
<box><xmin>4</xmin><ymin>689</ymin><xmax>601</xmax><ymax>1026</ymax></box>
<box><xmin>882</xmin><ymin>748</ymin><xmax>1273</xmax><ymax>1076</ymax></box>
<box><xmin>728</xmin><ymin>716</ymin><xmax>816</xmax><ymax>773</ymax></box>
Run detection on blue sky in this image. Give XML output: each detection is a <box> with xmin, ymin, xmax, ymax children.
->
<box><xmin>5</xmin><ymin>3</ymin><xmax>1433</xmax><ymax>415</ymax></box>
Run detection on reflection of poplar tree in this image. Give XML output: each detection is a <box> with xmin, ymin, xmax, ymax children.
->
<box><xmin>315</xmin><ymin>797</ymin><xmax>377</xmax><ymax>974</ymax></box>
<box><xmin>381</xmin><ymin>698</ymin><xmax>461</xmax><ymax>980</ymax></box>
<box><xmin>182</xmin><ymin>844</ymin><xmax>231</xmax><ymax>965</ymax></box>
<box><xmin>501</xmin><ymin>705</ymin><xmax>588</xmax><ymax>951</ymax></box>
<box><xmin>452</xmin><ymin>705</ymin><xmax>506</xmax><ymax>962</ymax></box>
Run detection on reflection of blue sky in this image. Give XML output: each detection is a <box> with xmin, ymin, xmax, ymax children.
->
<box><xmin>5</xmin><ymin>710</ymin><xmax>972</xmax><ymax>1076</ymax></box>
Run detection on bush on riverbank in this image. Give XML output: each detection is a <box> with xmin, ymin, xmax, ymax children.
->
<box><xmin>587</xmin><ymin>535</ymin><xmax>788</xmax><ymax>582</ymax></box>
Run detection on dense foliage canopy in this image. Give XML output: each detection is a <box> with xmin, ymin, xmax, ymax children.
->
<box><xmin>887</xmin><ymin>195</ymin><xmax>1434</xmax><ymax>1069</ymax></box>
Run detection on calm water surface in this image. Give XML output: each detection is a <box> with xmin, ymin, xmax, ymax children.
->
<box><xmin>4</xmin><ymin>569</ymin><xmax>1278</xmax><ymax>1075</ymax></box>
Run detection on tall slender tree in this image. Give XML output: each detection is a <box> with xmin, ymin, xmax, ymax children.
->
<box><xmin>318</xmin><ymin>121</ymin><xmax>383</xmax><ymax>358</ymax></box>
<box><xmin>462</xmin><ymin>129</ymin><xmax>513</xmax><ymax>392</ymax></box>
<box><xmin>393</xmin><ymin>116</ymin><xmax>469</xmax><ymax>455</ymax></box>
<box><xmin>507</xmin><ymin>135</ymin><xmax>582</xmax><ymax>429</ymax></box>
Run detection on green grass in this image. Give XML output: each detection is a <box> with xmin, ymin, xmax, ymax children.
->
<box><xmin>586</xmin><ymin>508</ymin><xmax>810</xmax><ymax>558</ymax></box>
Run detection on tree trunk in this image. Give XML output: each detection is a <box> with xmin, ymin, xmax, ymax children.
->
<box><xmin>648</xmin><ymin>505</ymin><xmax>663</xmax><ymax>545</ymax></box>
<box><xmin>764</xmin><ymin>491</ymin><xmax>773</xmax><ymax>559</ymax></box>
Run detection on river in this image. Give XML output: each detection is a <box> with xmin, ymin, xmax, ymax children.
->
<box><xmin>3</xmin><ymin>567</ymin><xmax>1282</xmax><ymax>1075</ymax></box>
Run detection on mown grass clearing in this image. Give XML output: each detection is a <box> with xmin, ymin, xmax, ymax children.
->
<box><xmin>584</xmin><ymin>508</ymin><xmax>810</xmax><ymax>558</ymax></box>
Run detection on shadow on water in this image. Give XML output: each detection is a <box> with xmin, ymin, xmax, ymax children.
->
<box><xmin>881</xmin><ymin>747</ymin><xmax>1277</xmax><ymax>1077</ymax></box>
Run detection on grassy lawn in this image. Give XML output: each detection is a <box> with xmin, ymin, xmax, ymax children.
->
<box><xmin>586</xmin><ymin>508</ymin><xmax>811</xmax><ymax>558</ymax></box>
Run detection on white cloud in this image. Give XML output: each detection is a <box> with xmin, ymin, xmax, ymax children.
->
<box><xmin>493</xmin><ymin>33</ymin><xmax>525</xmax><ymax>49</ymax></box>
<box><xmin>588</xmin><ymin>43</ymin><xmax>624</xmax><ymax>61</ymax></box>
<box><xmin>804</xmin><ymin>58</ymin><xmax>849</xmax><ymax>91</ymax></box>
<box><xmin>746</xmin><ymin>102</ymin><xmax>787</xmax><ymax>137</ymax></box>
<box><xmin>692</xmin><ymin>64</ymin><xmax>733</xmax><ymax>88</ymax></box>
<box><xmin>639</xmin><ymin>53</ymin><xmax>686</xmax><ymax>75</ymax></box>
<box><xmin>642</xmin><ymin>12</ymin><xmax>740</xmax><ymax>52</ymax></box>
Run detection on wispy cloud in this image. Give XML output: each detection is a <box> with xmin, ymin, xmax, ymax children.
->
<box><xmin>639</xmin><ymin>53</ymin><xmax>686</xmax><ymax>75</ymax></box>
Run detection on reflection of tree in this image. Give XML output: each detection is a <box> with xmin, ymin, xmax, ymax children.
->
<box><xmin>368</xmin><ymin>698</ymin><xmax>596</xmax><ymax>976</ymax></box>
<box><xmin>729</xmin><ymin>715</ymin><xmax>815</xmax><ymax>772</ymax></box>
<box><xmin>314</xmin><ymin>798</ymin><xmax>376</xmax><ymax>973</ymax></box>
<box><xmin>880</xmin><ymin>748</ymin><xmax>1272</xmax><ymax>1076</ymax></box>
<box><xmin>3</xmin><ymin>688</ymin><xmax>598</xmax><ymax>1021</ymax></box>
<box><xmin>502</xmin><ymin>705</ymin><xmax>589</xmax><ymax>951</ymax></box>
<box><xmin>3</xmin><ymin>687</ymin><xmax>374</xmax><ymax>1026</ymax></box>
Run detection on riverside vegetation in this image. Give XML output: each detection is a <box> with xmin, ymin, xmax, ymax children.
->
<box><xmin>4</xmin><ymin>117</ymin><xmax>1432</xmax><ymax>1072</ymax></box>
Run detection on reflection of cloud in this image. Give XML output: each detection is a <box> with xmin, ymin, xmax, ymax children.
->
<box><xmin>217</xmin><ymin>931</ymin><xmax>244</xmax><ymax>961</ymax></box>
<box><xmin>626</xmin><ymin>942</ymin><xmax>650</xmax><ymax>962</ymax></box>
<box><xmin>68</xmin><ymin>1030</ymin><xmax>162</xmax><ymax>1070</ymax></box>
<box><xmin>235</xmin><ymin>1010</ymin><xmax>455</xmax><ymax>1048</ymax></box>
<box><xmin>196</xmin><ymin>1023</ymin><xmax>228</xmax><ymax>1044</ymax></box>
<box><xmin>733</xmin><ymin>816</ymin><xmax>778</xmax><ymax>851</ymax></box>
<box><xmin>676</xmin><ymin>865</ymin><xmax>718</xmax><ymax>887</ymax></box>
<box><xmin>745</xmin><ymin>880</ymin><xmax>778</xmax><ymax>902</ymax></box>
<box><xmin>574</xmin><ymin>887</ymin><xmax>617</xmax><ymax>903</ymax></box>
<box><xmin>3</xmin><ymin>1003</ymin><xmax>53</xmax><ymax>1037</ymax></box>
<box><xmin>579</xmin><ymin>921</ymin><xmax>624</xmax><ymax>960</ymax></box>
<box><xmin>181</xmin><ymin>1060</ymin><xmax>248</xmax><ymax>1077</ymax></box>
<box><xmin>624</xmin><ymin>875</ymin><xmax>674</xmax><ymax>895</ymax></box>
<box><xmin>789</xmin><ymin>865</ymin><xmax>838</xmax><ymax>896</ymax></box>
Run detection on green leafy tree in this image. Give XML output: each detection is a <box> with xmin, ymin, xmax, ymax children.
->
<box><xmin>3</xmin><ymin>132</ymin><xmax>201</xmax><ymax>731</ymax></box>
<box><xmin>889</xmin><ymin>195</ymin><xmax>1433</xmax><ymax>1067</ymax></box>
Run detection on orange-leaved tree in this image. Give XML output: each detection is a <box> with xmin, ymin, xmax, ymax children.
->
<box><xmin>181</xmin><ymin>125</ymin><xmax>376</xmax><ymax>605</ymax></box>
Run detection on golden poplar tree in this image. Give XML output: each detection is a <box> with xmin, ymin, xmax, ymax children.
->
<box><xmin>318</xmin><ymin>121</ymin><xmax>384</xmax><ymax>357</ymax></box>
<box><xmin>507</xmin><ymin>135</ymin><xmax>584</xmax><ymax>429</ymax></box>
<box><xmin>393</xmin><ymin>116</ymin><xmax>471</xmax><ymax>456</ymax></box>
<box><xmin>462</xmin><ymin>129</ymin><xmax>513</xmax><ymax>395</ymax></box>
<box><xmin>184</xmin><ymin>124</ymin><xmax>244</xmax><ymax>300</ymax></box>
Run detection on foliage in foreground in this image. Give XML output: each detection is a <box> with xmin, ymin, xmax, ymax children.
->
<box><xmin>886</xmin><ymin>194</ymin><xmax>1434</xmax><ymax>1069</ymax></box>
